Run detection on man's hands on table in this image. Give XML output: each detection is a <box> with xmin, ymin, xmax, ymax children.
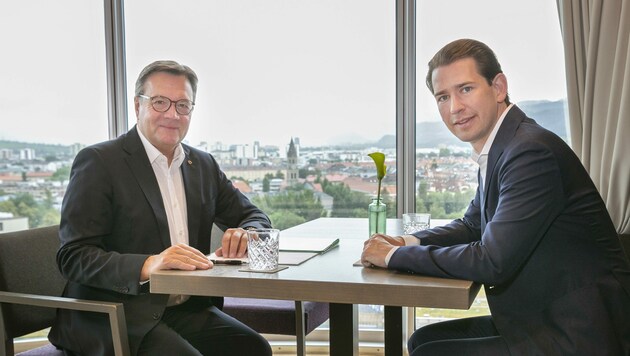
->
<box><xmin>361</xmin><ymin>233</ymin><xmax>405</xmax><ymax>268</ymax></box>
<box><xmin>141</xmin><ymin>227</ymin><xmax>249</xmax><ymax>281</ymax></box>
<box><xmin>141</xmin><ymin>243</ymin><xmax>212</xmax><ymax>281</ymax></box>
<box><xmin>215</xmin><ymin>227</ymin><xmax>249</xmax><ymax>258</ymax></box>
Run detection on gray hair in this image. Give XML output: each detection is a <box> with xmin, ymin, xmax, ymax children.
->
<box><xmin>134</xmin><ymin>60</ymin><xmax>199</xmax><ymax>100</ymax></box>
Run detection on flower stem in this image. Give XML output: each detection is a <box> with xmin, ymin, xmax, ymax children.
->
<box><xmin>375</xmin><ymin>179</ymin><xmax>382</xmax><ymax>233</ymax></box>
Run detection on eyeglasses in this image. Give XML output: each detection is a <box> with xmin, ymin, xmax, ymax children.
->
<box><xmin>138</xmin><ymin>95</ymin><xmax>195</xmax><ymax>115</ymax></box>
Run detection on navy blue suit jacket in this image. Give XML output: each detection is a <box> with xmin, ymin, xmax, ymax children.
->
<box><xmin>49</xmin><ymin>126</ymin><xmax>271</xmax><ymax>355</ymax></box>
<box><xmin>390</xmin><ymin>106</ymin><xmax>630</xmax><ymax>355</ymax></box>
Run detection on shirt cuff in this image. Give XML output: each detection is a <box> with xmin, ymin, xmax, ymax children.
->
<box><xmin>384</xmin><ymin>246</ymin><xmax>399</xmax><ymax>266</ymax></box>
<box><xmin>384</xmin><ymin>235</ymin><xmax>420</xmax><ymax>266</ymax></box>
<box><xmin>402</xmin><ymin>234</ymin><xmax>421</xmax><ymax>246</ymax></box>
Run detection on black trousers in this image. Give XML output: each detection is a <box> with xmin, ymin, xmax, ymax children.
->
<box><xmin>137</xmin><ymin>298</ymin><xmax>272</xmax><ymax>356</ymax></box>
<box><xmin>408</xmin><ymin>315</ymin><xmax>510</xmax><ymax>356</ymax></box>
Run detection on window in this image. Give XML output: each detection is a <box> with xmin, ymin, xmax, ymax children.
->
<box><xmin>0</xmin><ymin>1</ymin><xmax>108</xmax><ymax>232</ymax></box>
<box><xmin>125</xmin><ymin>0</ymin><xmax>395</xmax><ymax>345</ymax></box>
<box><xmin>414</xmin><ymin>0</ymin><xmax>568</xmax><ymax>327</ymax></box>
<box><xmin>0</xmin><ymin>0</ymin><xmax>108</xmax><ymax>348</ymax></box>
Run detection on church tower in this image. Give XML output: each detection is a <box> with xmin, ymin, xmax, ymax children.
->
<box><xmin>286</xmin><ymin>138</ymin><xmax>299</xmax><ymax>184</ymax></box>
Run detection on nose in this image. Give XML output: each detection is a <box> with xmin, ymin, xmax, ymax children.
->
<box><xmin>163</xmin><ymin>103</ymin><xmax>181</xmax><ymax>120</ymax></box>
<box><xmin>450</xmin><ymin>95</ymin><xmax>464</xmax><ymax>114</ymax></box>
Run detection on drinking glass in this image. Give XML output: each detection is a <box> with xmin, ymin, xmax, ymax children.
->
<box><xmin>402</xmin><ymin>213</ymin><xmax>431</xmax><ymax>234</ymax></box>
<box><xmin>247</xmin><ymin>228</ymin><xmax>280</xmax><ymax>271</ymax></box>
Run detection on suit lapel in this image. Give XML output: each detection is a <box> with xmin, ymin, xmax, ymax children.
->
<box><xmin>483</xmin><ymin>106</ymin><xmax>527</xmax><ymax>223</ymax></box>
<box><xmin>122</xmin><ymin>127</ymin><xmax>171</xmax><ymax>250</ymax></box>
<box><xmin>181</xmin><ymin>146</ymin><xmax>201</xmax><ymax>249</ymax></box>
<box><xmin>479</xmin><ymin>169</ymin><xmax>487</xmax><ymax>232</ymax></box>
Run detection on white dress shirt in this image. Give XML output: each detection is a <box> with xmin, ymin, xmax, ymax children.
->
<box><xmin>138</xmin><ymin>129</ymin><xmax>190</xmax><ymax>305</ymax></box>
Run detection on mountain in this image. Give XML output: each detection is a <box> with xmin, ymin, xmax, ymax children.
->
<box><xmin>516</xmin><ymin>99</ymin><xmax>567</xmax><ymax>140</ymax></box>
<box><xmin>0</xmin><ymin>140</ymin><xmax>73</xmax><ymax>157</ymax></box>
<box><xmin>372</xmin><ymin>99</ymin><xmax>568</xmax><ymax>149</ymax></box>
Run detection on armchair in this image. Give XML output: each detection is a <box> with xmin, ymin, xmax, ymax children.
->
<box><xmin>0</xmin><ymin>225</ymin><xmax>129</xmax><ymax>356</ymax></box>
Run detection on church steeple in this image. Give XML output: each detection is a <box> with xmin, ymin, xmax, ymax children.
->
<box><xmin>286</xmin><ymin>138</ymin><xmax>298</xmax><ymax>184</ymax></box>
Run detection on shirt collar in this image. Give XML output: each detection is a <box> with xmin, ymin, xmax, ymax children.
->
<box><xmin>137</xmin><ymin>127</ymin><xmax>185</xmax><ymax>167</ymax></box>
<box><xmin>471</xmin><ymin>103</ymin><xmax>514</xmax><ymax>164</ymax></box>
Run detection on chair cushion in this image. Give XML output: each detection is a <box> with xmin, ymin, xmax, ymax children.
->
<box><xmin>16</xmin><ymin>343</ymin><xmax>64</xmax><ymax>356</ymax></box>
<box><xmin>223</xmin><ymin>298</ymin><xmax>329</xmax><ymax>335</ymax></box>
<box><xmin>0</xmin><ymin>225</ymin><xmax>64</xmax><ymax>338</ymax></box>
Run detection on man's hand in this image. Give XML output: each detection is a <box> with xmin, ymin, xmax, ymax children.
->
<box><xmin>361</xmin><ymin>234</ymin><xmax>405</xmax><ymax>268</ymax></box>
<box><xmin>140</xmin><ymin>243</ymin><xmax>211</xmax><ymax>281</ymax></box>
<box><xmin>214</xmin><ymin>227</ymin><xmax>249</xmax><ymax>258</ymax></box>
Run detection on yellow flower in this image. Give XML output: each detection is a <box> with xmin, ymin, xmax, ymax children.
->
<box><xmin>368</xmin><ymin>152</ymin><xmax>386</xmax><ymax>180</ymax></box>
<box><xmin>368</xmin><ymin>152</ymin><xmax>386</xmax><ymax>204</ymax></box>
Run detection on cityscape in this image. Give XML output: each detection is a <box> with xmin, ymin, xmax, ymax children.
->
<box><xmin>0</xmin><ymin>136</ymin><xmax>478</xmax><ymax>233</ymax></box>
<box><xmin>0</xmin><ymin>134</ymin><xmax>489</xmax><ymax>327</ymax></box>
<box><xmin>0</xmin><ymin>99</ymin><xmax>566</xmax><ymax>234</ymax></box>
<box><xmin>0</xmin><ymin>100</ymin><xmax>566</xmax><ymax>329</ymax></box>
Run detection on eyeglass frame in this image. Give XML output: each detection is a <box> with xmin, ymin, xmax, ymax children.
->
<box><xmin>138</xmin><ymin>94</ymin><xmax>195</xmax><ymax>115</ymax></box>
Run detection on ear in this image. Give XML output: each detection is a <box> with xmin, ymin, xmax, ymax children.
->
<box><xmin>492</xmin><ymin>73</ymin><xmax>508</xmax><ymax>103</ymax></box>
<box><xmin>134</xmin><ymin>96</ymin><xmax>140</xmax><ymax>117</ymax></box>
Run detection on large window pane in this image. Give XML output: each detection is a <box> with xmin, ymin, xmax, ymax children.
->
<box><xmin>0</xmin><ymin>1</ymin><xmax>108</xmax><ymax>234</ymax></box>
<box><xmin>0</xmin><ymin>0</ymin><xmax>108</xmax><ymax>348</ymax></box>
<box><xmin>415</xmin><ymin>0</ymin><xmax>567</xmax><ymax>328</ymax></box>
<box><xmin>125</xmin><ymin>0</ymin><xmax>395</xmax><ymax>344</ymax></box>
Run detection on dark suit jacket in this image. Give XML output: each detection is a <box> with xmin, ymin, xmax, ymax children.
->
<box><xmin>48</xmin><ymin>126</ymin><xmax>271</xmax><ymax>356</ymax></box>
<box><xmin>390</xmin><ymin>106</ymin><xmax>630</xmax><ymax>355</ymax></box>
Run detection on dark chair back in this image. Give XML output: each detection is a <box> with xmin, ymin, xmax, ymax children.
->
<box><xmin>620</xmin><ymin>233</ymin><xmax>630</xmax><ymax>261</ymax></box>
<box><xmin>0</xmin><ymin>225</ymin><xmax>64</xmax><ymax>339</ymax></box>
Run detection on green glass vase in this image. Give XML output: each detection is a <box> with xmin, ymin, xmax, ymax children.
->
<box><xmin>368</xmin><ymin>198</ymin><xmax>386</xmax><ymax>236</ymax></box>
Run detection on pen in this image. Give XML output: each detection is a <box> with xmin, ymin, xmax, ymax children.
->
<box><xmin>210</xmin><ymin>259</ymin><xmax>244</xmax><ymax>265</ymax></box>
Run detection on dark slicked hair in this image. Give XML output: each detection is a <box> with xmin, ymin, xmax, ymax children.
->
<box><xmin>135</xmin><ymin>60</ymin><xmax>199</xmax><ymax>100</ymax></box>
<box><xmin>426</xmin><ymin>39</ymin><xmax>510</xmax><ymax>105</ymax></box>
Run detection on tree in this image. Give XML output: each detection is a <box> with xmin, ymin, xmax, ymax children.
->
<box><xmin>415</xmin><ymin>189</ymin><xmax>474</xmax><ymax>219</ymax></box>
<box><xmin>268</xmin><ymin>211</ymin><xmax>305</xmax><ymax>230</ymax></box>
<box><xmin>44</xmin><ymin>155</ymin><xmax>58</xmax><ymax>162</ymax></box>
<box><xmin>0</xmin><ymin>192</ymin><xmax>60</xmax><ymax>228</ymax></box>
<box><xmin>262</xmin><ymin>176</ymin><xmax>270</xmax><ymax>192</ymax></box>
<box><xmin>439</xmin><ymin>147</ymin><xmax>451</xmax><ymax>157</ymax></box>
<box><xmin>51</xmin><ymin>166</ymin><xmax>71</xmax><ymax>182</ymax></box>
<box><xmin>321</xmin><ymin>181</ymin><xmax>371</xmax><ymax>218</ymax></box>
<box><xmin>252</xmin><ymin>188</ymin><xmax>325</xmax><ymax>230</ymax></box>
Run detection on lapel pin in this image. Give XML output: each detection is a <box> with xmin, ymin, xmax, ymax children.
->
<box><xmin>187</xmin><ymin>160</ymin><xmax>193</xmax><ymax>165</ymax></box>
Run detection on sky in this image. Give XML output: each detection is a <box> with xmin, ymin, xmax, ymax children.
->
<box><xmin>1</xmin><ymin>0</ymin><xmax>566</xmax><ymax>149</ymax></box>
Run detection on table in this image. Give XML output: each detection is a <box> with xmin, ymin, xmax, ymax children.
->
<box><xmin>150</xmin><ymin>218</ymin><xmax>480</xmax><ymax>356</ymax></box>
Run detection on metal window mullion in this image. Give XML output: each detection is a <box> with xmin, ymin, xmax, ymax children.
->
<box><xmin>104</xmin><ymin>0</ymin><xmax>128</xmax><ymax>139</ymax></box>
<box><xmin>396</xmin><ymin>0</ymin><xmax>416</xmax><ymax>218</ymax></box>
<box><xmin>396</xmin><ymin>0</ymin><xmax>418</xmax><ymax>351</ymax></box>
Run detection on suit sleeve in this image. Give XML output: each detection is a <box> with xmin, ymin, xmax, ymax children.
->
<box><xmin>389</xmin><ymin>140</ymin><xmax>566</xmax><ymax>284</ymax></box>
<box><xmin>412</xmin><ymin>187</ymin><xmax>482</xmax><ymax>247</ymax></box>
<box><xmin>57</xmin><ymin>147</ymin><xmax>149</xmax><ymax>295</ymax></box>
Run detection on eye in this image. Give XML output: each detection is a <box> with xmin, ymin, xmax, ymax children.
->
<box><xmin>153</xmin><ymin>98</ymin><xmax>167</xmax><ymax>105</ymax></box>
<box><xmin>461</xmin><ymin>86</ymin><xmax>472</xmax><ymax>93</ymax></box>
<box><xmin>436</xmin><ymin>95</ymin><xmax>448</xmax><ymax>103</ymax></box>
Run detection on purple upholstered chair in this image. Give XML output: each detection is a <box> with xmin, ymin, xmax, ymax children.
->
<box><xmin>223</xmin><ymin>297</ymin><xmax>329</xmax><ymax>356</ymax></box>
